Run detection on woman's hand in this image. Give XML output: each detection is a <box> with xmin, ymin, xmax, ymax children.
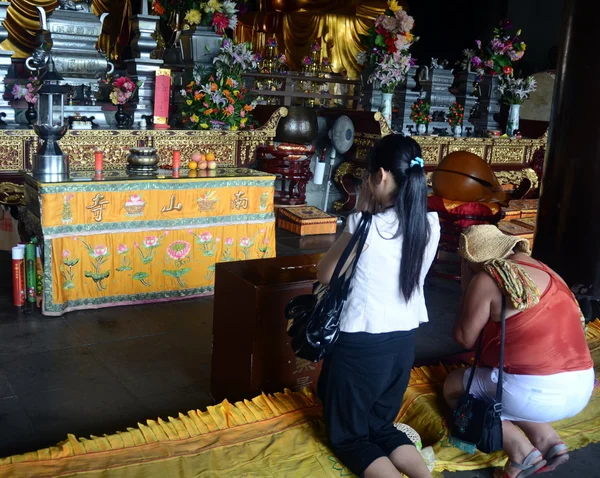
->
<box><xmin>356</xmin><ymin>179</ymin><xmax>378</xmax><ymax>213</ymax></box>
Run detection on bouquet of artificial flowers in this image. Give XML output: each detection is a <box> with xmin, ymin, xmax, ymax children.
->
<box><xmin>152</xmin><ymin>0</ymin><xmax>238</xmax><ymax>33</ymax></box>
<box><xmin>447</xmin><ymin>102</ymin><xmax>465</xmax><ymax>127</ymax></box>
<box><xmin>181</xmin><ymin>38</ymin><xmax>257</xmax><ymax>130</ymax></box>
<box><xmin>410</xmin><ymin>99</ymin><xmax>432</xmax><ymax>125</ymax></box>
<box><xmin>109</xmin><ymin>76</ymin><xmax>142</xmax><ymax>105</ymax></box>
<box><xmin>11</xmin><ymin>78</ymin><xmax>38</xmax><ymax>104</ymax></box>
<box><xmin>359</xmin><ymin>0</ymin><xmax>417</xmax><ymax>92</ymax></box>
<box><xmin>497</xmin><ymin>75</ymin><xmax>537</xmax><ymax>105</ymax></box>
<box><xmin>470</xmin><ymin>19</ymin><xmax>526</xmax><ymax>81</ymax></box>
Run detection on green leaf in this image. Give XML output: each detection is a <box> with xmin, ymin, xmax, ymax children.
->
<box><xmin>141</xmin><ymin>255</ymin><xmax>154</xmax><ymax>265</ymax></box>
<box><xmin>64</xmin><ymin>259</ymin><xmax>79</xmax><ymax>267</ymax></box>
<box><xmin>133</xmin><ymin>272</ymin><xmax>149</xmax><ymax>281</ymax></box>
<box><xmin>84</xmin><ymin>270</ymin><xmax>110</xmax><ymax>282</ymax></box>
<box><xmin>116</xmin><ymin>266</ymin><xmax>133</xmax><ymax>272</ymax></box>
<box><xmin>375</xmin><ymin>35</ymin><xmax>386</xmax><ymax>48</ymax></box>
<box><xmin>63</xmin><ymin>281</ymin><xmax>75</xmax><ymax>290</ymax></box>
<box><xmin>162</xmin><ymin>268</ymin><xmax>192</xmax><ymax>279</ymax></box>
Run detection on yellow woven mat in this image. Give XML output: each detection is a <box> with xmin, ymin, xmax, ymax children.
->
<box><xmin>1</xmin><ymin>321</ymin><xmax>599</xmax><ymax>478</ymax></box>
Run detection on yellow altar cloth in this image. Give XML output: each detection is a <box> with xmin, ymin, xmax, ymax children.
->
<box><xmin>24</xmin><ymin>169</ymin><xmax>276</xmax><ymax>316</ymax></box>
<box><xmin>1</xmin><ymin>321</ymin><xmax>599</xmax><ymax>477</ymax></box>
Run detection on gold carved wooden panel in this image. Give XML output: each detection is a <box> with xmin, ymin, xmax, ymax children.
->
<box><xmin>490</xmin><ymin>145</ymin><xmax>527</xmax><ymax>164</ymax></box>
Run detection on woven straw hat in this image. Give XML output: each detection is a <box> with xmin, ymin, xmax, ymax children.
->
<box><xmin>459</xmin><ymin>224</ymin><xmax>531</xmax><ymax>264</ymax></box>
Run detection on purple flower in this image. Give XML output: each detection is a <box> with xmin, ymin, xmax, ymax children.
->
<box><xmin>471</xmin><ymin>56</ymin><xmax>482</xmax><ymax>68</ymax></box>
<box><xmin>475</xmin><ymin>39</ymin><xmax>482</xmax><ymax>49</ymax></box>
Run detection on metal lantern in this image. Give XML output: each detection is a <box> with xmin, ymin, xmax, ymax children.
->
<box><xmin>32</xmin><ymin>54</ymin><xmax>71</xmax><ymax>181</ymax></box>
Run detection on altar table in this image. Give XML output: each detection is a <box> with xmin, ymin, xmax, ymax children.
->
<box><xmin>23</xmin><ymin>169</ymin><xmax>276</xmax><ymax>316</ymax></box>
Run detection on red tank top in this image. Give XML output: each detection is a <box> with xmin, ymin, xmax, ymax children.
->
<box><xmin>480</xmin><ymin>260</ymin><xmax>593</xmax><ymax>375</ymax></box>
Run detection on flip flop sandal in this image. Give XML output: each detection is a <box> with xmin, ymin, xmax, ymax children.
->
<box><xmin>494</xmin><ymin>449</ymin><xmax>547</xmax><ymax>478</ymax></box>
<box><xmin>535</xmin><ymin>442</ymin><xmax>569</xmax><ymax>474</ymax></box>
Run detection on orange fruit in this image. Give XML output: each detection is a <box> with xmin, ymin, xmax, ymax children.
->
<box><xmin>188</xmin><ymin>161</ymin><xmax>198</xmax><ymax>170</ymax></box>
<box><xmin>198</xmin><ymin>161</ymin><xmax>208</xmax><ymax>170</ymax></box>
<box><xmin>206</xmin><ymin>152</ymin><xmax>215</xmax><ymax>162</ymax></box>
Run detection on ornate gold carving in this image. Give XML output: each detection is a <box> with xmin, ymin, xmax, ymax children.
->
<box><xmin>0</xmin><ymin>109</ymin><xmax>287</xmax><ymax>172</ymax></box>
<box><xmin>495</xmin><ymin>168</ymin><xmax>539</xmax><ymax>189</ymax></box>
<box><xmin>0</xmin><ymin>182</ymin><xmax>25</xmax><ymax>206</ymax></box>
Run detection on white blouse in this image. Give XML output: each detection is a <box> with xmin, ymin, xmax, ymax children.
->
<box><xmin>338</xmin><ymin>210</ymin><xmax>441</xmax><ymax>334</ymax></box>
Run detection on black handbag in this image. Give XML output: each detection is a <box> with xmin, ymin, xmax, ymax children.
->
<box><xmin>449</xmin><ymin>296</ymin><xmax>506</xmax><ymax>455</ymax></box>
<box><xmin>285</xmin><ymin>212</ymin><xmax>372</xmax><ymax>363</ymax></box>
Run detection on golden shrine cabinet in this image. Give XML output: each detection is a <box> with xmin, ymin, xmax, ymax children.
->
<box><xmin>22</xmin><ymin>169</ymin><xmax>277</xmax><ymax>316</ymax></box>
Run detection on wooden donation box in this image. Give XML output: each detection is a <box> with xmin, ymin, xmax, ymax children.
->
<box><xmin>23</xmin><ymin>169</ymin><xmax>276</xmax><ymax>316</ymax></box>
<box><xmin>211</xmin><ymin>254</ymin><xmax>322</xmax><ymax>402</ymax></box>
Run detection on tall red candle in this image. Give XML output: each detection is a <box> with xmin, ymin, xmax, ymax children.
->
<box><xmin>12</xmin><ymin>246</ymin><xmax>25</xmax><ymax>307</ymax></box>
<box><xmin>94</xmin><ymin>151</ymin><xmax>104</xmax><ymax>173</ymax></box>
<box><xmin>172</xmin><ymin>150</ymin><xmax>181</xmax><ymax>170</ymax></box>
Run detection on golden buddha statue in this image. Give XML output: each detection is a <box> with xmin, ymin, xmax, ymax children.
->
<box><xmin>238</xmin><ymin>0</ymin><xmax>408</xmax><ymax>78</ymax></box>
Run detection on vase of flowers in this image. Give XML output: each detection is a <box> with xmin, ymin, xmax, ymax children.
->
<box><xmin>108</xmin><ymin>76</ymin><xmax>141</xmax><ymax>129</ymax></box>
<box><xmin>470</xmin><ymin>19</ymin><xmax>527</xmax><ymax>87</ymax></box>
<box><xmin>181</xmin><ymin>38</ymin><xmax>257</xmax><ymax>130</ymax></box>
<box><xmin>410</xmin><ymin>99</ymin><xmax>431</xmax><ymax>135</ymax></box>
<box><xmin>11</xmin><ymin>78</ymin><xmax>38</xmax><ymax>125</ymax></box>
<box><xmin>447</xmin><ymin>101</ymin><xmax>464</xmax><ymax>137</ymax></box>
<box><xmin>497</xmin><ymin>75</ymin><xmax>537</xmax><ymax>136</ymax></box>
<box><xmin>357</xmin><ymin>0</ymin><xmax>417</xmax><ymax>112</ymax></box>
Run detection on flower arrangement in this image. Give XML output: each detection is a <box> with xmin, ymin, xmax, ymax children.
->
<box><xmin>447</xmin><ymin>102</ymin><xmax>465</xmax><ymax>127</ymax></box>
<box><xmin>311</xmin><ymin>40</ymin><xmax>321</xmax><ymax>52</ymax></box>
<box><xmin>108</xmin><ymin>76</ymin><xmax>142</xmax><ymax>105</ymax></box>
<box><xmin>277</xmin><ymin>53</ymin><xmax>287</xmax><ymax>66</ymax></box>
<box><xmin>11</xmin><ymin>77</ymin><xmax>38</xmax><ymax>104</ymax></box>
<box><xmin>470</xmin><ymin>19</ymin><xmax>526</xmax><ymax>81</ymax></box>
<box><xmin>302</xmin><ymin>56</ymin><xmax>312</xmax><ymax>66</ymax></box>
<box><xmin>497</xmin><ymin>75</ymin><xmax>537</xmax><ymax>105</ymax></box>
<box><xmin>266</xmin><ymin>37</ymin><xmax>277</xmax><ymax>48</ymax></box>
<box><xmin>151</xmin><ymin>0</ymin><xmax>238</xmax><ymax>33</ymax></box>
<box><xmin>358</xmin><ymin>0</ymin><xmax>417</xmax><ymax>93</ymax></box>
<box><xmin>181</xmin><ymin>38</ymin><xmax>257</xmax><ymax>130</ymax></box>
<box><xmin>410</xmin><ymin>99</ymin><xmax>432</xmax><ymax>125</ymax></box>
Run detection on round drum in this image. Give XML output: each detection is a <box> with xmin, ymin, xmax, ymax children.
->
<box><xmin>431</xmin><ymin>151</ymin><xmax>507</xmax><ymax>204</ymax></box>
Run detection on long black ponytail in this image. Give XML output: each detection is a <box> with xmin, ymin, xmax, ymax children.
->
<box><xmin>368</xmin><ymin>135</ymin><xmax>430</xmax><ymax>301</ymax></box>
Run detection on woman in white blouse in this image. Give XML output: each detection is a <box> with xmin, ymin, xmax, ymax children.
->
<box><xmin>317</xmin><ymin>135</ymin><xmax>441</xmax><ymax>478</ymax></box>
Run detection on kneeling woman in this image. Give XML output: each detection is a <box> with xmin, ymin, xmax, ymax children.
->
<box><xmin>317</xmin><ymin>135</ymin><xmax>440</xmax><ymax>478</ymax></box>
<box><xmin>444</xmin><ymin>225</ymin><xmax>594</xmax><ymax>478</ymax></box>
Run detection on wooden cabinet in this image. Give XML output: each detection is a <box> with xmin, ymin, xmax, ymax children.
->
<box><xmin>211</xmin><ymin>254</ymin><xmax>322</xmax><ymax>402</ymax></box>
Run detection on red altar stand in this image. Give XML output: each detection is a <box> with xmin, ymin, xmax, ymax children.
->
<box><xmin>256</xmin><ymin>143</ymin><xmax>315</xmax><ymax>206</ymax></box>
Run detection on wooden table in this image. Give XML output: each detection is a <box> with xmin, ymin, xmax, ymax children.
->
<box><xmin>211</xmin><ymin>254</ymin><xmax>322</xmax><ymax>403</ymax></box>
<box><xmin>22</xmin><ymin>168</ymin><xmax>276</xmax><ymax>316</ymax></box>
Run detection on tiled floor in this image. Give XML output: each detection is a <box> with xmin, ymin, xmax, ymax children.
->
<box><xmin>0</xmin><ymin>229</ymin><xmax>597</xmax><ymax>477</ymax></box>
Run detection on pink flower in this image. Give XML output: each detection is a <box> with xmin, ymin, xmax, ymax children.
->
<box><xmin>203</xmin><ymin>102</ymin><xmax>209</xmax><ymax>108</ymax></box>
<box><xmin>216</xmin><ymin>237</ymin><xmax>221</xmax><ymax>242</ymax></box>
<box><xmin>143</xmin><ymin>236</ymin><xmax>158</xmax><ymax>248</ymax></box>
<box><xmin>199</xmin><ymin>232</ymin><xmax>212</xmax><ymax>243</ymax></box>
<box><xmin>240</xmin><ymin>110</ymin><xmax>246</xmax><ymax>118</ymax></box>
<box><xmin>73</xmin><ymin>236</ymin><xmax>78</xmax><ymax>241</ymax></box>
<box><xmin>260</xmin><ymin>229</ymin><xmax>265</xmax><ymax>234</ymax></box>
<box><xmin>225</xmin><ymin>237</ymin><xmax>234</xmax><ymax>246</ymax></box>
<box><xmin>117</xmin><ymin>244</ymin><xmax>128</xmax><ymax>254</ymax></box>
<box><xmin>62</xmin><ymin>250</ymin><xmax>70</xmax><ymax>259</ymax></box>
<box><xmin>485</xmin><ymin>60</ymin><xmax>494</xmax><ymax>69</ymax></box>
<box><xmin>134</xmin><ymin>242</ymin><xmax>139</xmax><ymax>248</ymax></box>
<box><xmin>11</xmin><ymin>84</ymin><xmax>24</xmax><ymax>99</ymax></box>
<box><xmin>264</xmin><ymin>238</ymin><xmax>270</xmax><ymax>245</ymax></box>
<box><xmin>24</xmin><ymin>92</ymin><xmax>37</xmax><ymax>104</ymax></box>
<box><xmin>167</xmin><ymin>240</ymin><xmax>191</xmax><ymax>260</ymax></box>
<box><xmin>212</xmin><ymin>12</ymin><xmax>229</xmax><ymax>34</ymax></box>
<box><xmin>225</xmin><ymin>104</ymin><xmax>235</xmax><ymax>115</ymax></box>
<box><xmin>188</xmin><ymin>229</ymin><xmax>193</xmax><ymax>234</ymax></box>
<box><xmin>240</xmin><ymin>237</ymin><xmax>251</xmax><ymax>247</ymax></box>
<box><xmin>94</xmin><ymin>245</ymin><xmax>108</xmax><ymax>256</ymax></box>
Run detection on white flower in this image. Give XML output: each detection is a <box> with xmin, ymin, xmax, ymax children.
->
<box><xmin>228</xmin><ymin>16</ymin><xmax>238</xmax><ymax>30</ymax></box>
<box><xmin>179</xmin><ymin>89</ymin><xmax>187</xmax><ymax>96</ymax></box>
<box><xmin>222</xmin><ymin>0</ymin><xmax>237</xmax><ymax>15</ymax></box>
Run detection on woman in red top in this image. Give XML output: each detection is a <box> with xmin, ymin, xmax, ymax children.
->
<box><xmin>444</xmin><ymin>225</ymin><xmax>594</xmax><ymax>478</ymax></box>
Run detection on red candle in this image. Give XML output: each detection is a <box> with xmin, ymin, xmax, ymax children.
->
<box><xmin>173</xmin><ymin>150</ymin><xmax>181</xmax><ymax>170</ymax></box>
<box><xmin>172</xmin><ymin>169</ymin><xmax>180</xmax><ymax>179</ymax></box>
<box><xmin>94</xmin><ymin>151</ymin><xmax>104</xmax><ymax>173</ymax></box>
<box><xmin>12</xmin><ymin>246</ymin><xmax>25</xmax><ymax>307</ymax></box>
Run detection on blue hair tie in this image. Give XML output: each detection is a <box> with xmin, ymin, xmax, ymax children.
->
<box><xmin>410</xmin><ymin>157</ymin><xmax>424</xmax><ymax>168</ymax></box>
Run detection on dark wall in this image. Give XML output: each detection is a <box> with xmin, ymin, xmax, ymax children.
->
<box><xmin>408</xmin><ymin>0</ymin><xmax>562</xmax><ymax>74</ymax></box>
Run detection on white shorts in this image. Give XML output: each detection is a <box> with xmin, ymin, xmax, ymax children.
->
<box><xmin>462</xmin><ymin>366</ymin><xmax>595</xmax><ymax>423</ymax></box>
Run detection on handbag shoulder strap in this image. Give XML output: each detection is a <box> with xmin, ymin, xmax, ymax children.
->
<box><xmin>464</xmin><ymin>296</ymin><xmax>506</xmax><ymax>411</ymax></box>
<box><xmin>328</xmin><ymin>212</ymin><xmax>372</xmax><ymax>292</ymax></box>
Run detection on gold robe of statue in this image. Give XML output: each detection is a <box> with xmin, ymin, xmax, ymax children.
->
<box><xmin>1</xmin><ymin>0</ymin><xmax>130</xmax><ymax>60</ymax></box>
<box><xmin>238</xmin><ymin>0</ymin><xmax>407</xmax><ymax>79</ymax></box>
